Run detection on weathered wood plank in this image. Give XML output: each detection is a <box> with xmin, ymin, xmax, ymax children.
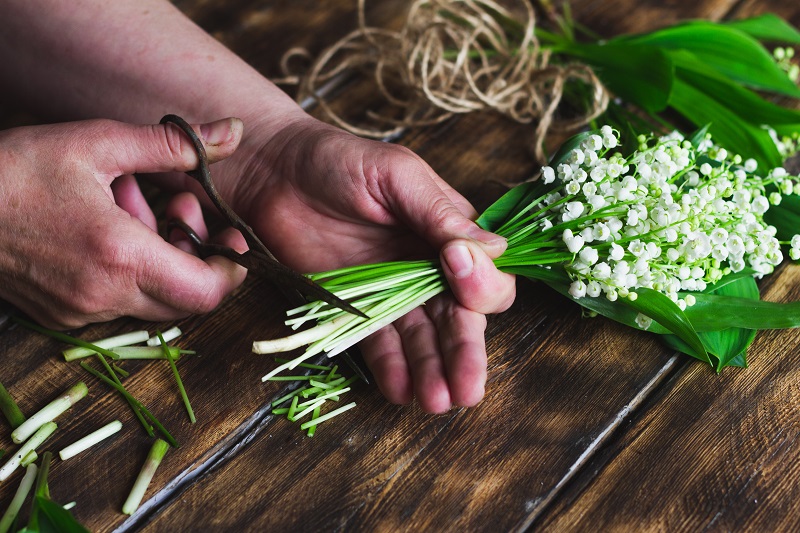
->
<box><xmin>139</xmin><ymin>279</ymin><xmax>680</xmax><ymax>531</ymax></box>
<box><xmin>534</xmin><ymin>266</ymin><xmax>800</xmax><ymax>532</ymax></box>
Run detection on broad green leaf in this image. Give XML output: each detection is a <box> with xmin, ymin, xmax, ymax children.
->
<box><xmin>559</xmin><ymin>42</ymin><xmax>673</xmax><ymax>113</ymax></box>
<box><xmin>621</xmin><ymin>23</ymin><xmax>800</xmax><ymax>97</ymax></box>
<box><xmin>620</xmin><ymin>288</ymin><xmax>710</xmax><ymax>365</ymax></box>
<box><xmin>34</xmin><ymin>497</ymin><xmax>90</xmax><ymax>533</ymax></box>
<box><xmin>725</xmin><ymin>352</ymin><xmax>749</xmax><ymax>368</ymax></box>
<box><xmin>672</xmin><ymin>51</ymin><xmax>800</xmax><ymax>125</ymax></box>
<box><xmin>701</xmin><ymin>269</ymin><xmax>758</xmax><ymax>293</ymax></box>
<box><xmin>682</xmin><ymin>291</ymin><xmax>800</xmax><ymax>331</ymax></box>
<box><xmin>725</xmin><ymin>13</ymin><xmax>800</xmax><ymax>44</ymax></box>
<box><xmin>699</xmin><ymin>276</ymin><xmax>759</xmax><ymax>371</ymax></box>
<box><xmin>547</xmin><ymin>130</ymin><xmax>596</xmax><ymax>167</ymax></box>
<box><xmin>669</xmin><ymin>77</ymin><xmax>783</xmax><ymax>169</ymax></box>
<box><xmin>660</xmin><ymin>334</ymin><xmax>720</xmax><ymax>367</ymax></box>
<box><xmin>503</xmin><ymin>265</ymin><xmax>668</xmax><ymax>335</ymax></box>
<box><xmin>688</xmin><ymin>123</ymin><xmax>711</xmax><ymax>148</ymax></box>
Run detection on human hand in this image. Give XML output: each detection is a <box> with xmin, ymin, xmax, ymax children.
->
<box><xmin>0</xmin><ymin>118</ymin><xmax>248</xmax><ymax>329</ymax></box>
<box><xmin>231</xmin><ymin>114</ymin><xmax>517</xmax><ymax>413</ymax></box>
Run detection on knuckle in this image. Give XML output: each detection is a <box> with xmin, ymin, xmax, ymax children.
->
<box><xmin>159</xmin><ymin>123</ymin><xmax>191</xmax><ymax>166</ymax></box>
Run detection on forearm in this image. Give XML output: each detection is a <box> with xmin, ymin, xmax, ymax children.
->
<box><xmin>0</xmin><ymin>0</ymin><xmax>304</xmax><ymax>201</ymax></box>
<box><xmin>0</xmin><ymin>0</ymin><xmax>298</xmax><ymax>124</ymax></box>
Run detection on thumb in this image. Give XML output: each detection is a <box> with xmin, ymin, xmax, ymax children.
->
<box><xmin>91</xmin><ymin>117</ymin><xmax>244</xmax><ymax>180</ymax></box>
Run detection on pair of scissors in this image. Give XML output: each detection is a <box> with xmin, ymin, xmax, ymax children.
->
<box><xmin>161</xmin><ymin>115</ymin><xmax>370</xmax><ymax>383</ymax></box>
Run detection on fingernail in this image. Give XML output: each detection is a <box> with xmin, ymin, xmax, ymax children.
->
<box><xmin>200</xmin><ymin>118</ymin><xmax>235</xmax><ymax>146</ymax></box>
<box><xmin>467</xmin><ymin>225</ymin><xmax>506</xmax><ymax>248</ymax></box>
<box><xmin>443</xmin><ymin>244</ymin><xmax>474</xmax><ymax>279</ymax></box>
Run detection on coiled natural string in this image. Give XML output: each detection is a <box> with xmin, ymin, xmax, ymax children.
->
<box><xmin>276</xmin><ymin>0</ymin><xmax>609</xmax><ymax>162</ymax></box>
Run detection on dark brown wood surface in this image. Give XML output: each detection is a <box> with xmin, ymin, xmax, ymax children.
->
<box><xmin>1</xmin><ymin>1</ymin><xmax>799</xmax><ymax>532</ymax></box>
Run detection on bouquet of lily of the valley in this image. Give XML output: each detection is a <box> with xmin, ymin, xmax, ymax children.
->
<box><xmin>255</xmin><ymin>126</ymin><xmax>800</xmax><ymax>375</ymax></box>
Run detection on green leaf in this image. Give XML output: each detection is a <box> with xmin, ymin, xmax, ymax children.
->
<box><xmin>476</xmin><ymin>180</ymin><xmax>554</xmax><ymax>233</ymax></box>
<box><xmin>701</xmin><ymin>269</ymin><xmax>758</xmax><ymax>293</ymax></box>
<box><xmin>682</xmin><ymin>292</ymin><xmax>800</xmax><ymax>331</ymax></box>
<box><xmin>669</xmin><ymin>77</ymin><xmax>783</xmax><ymax>169</ymax></box>
<box><xmin>476</xmin><ymin>131</ymin><xmax>590</xmax><ymax>233</ymax></box>
<box><xmin>621</xmin><ymin>22</ymin><xmax>800</xmax><ymax>97</ymax></box>
<box><xmin>506</xmin><ymin>265</ymin><xmax>713</xmax><ymax>344</ymax></box>
<box><xmin>699</xmin><ymin>276</ymin><xmax>759</xmax><ymax>371</ymax></box>
<box><xmin>560</xmin><ymin>42</ymin><xmax>673</xmax><ymax>113</ymax></box>
<box><xmin>725</xmin><ymin>13</ymin><xmax>800</xmax><ymax>45</ymax></box>
<box><xmin>548</xmin><ymin>130</ymin><xmax>596</xmax><ymax>167</ymax></box>
<box><xmin>688</xmin><ymin>123</ymin><xmax>711</xmax><ymax>148</ymax></box>
<box><xmin>725</xmin><ymin>351</ymin><xmax>749</xmax><ymax>368</ymax></box>
<box><xmin>34</xmin><ymin>498</ymin><xmax>90</xmax><ymax>533</ymax></box>
<box><xmin>620</xmin><ymin>288</ymin><xmax>710</xmax><ymax>364</ymax></box>
<box><xmin>672</xmin><ymin>51</ymin><xmax>800</xmax><ymax>125</ymax></box>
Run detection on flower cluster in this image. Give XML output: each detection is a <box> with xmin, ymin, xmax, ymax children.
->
<box><xmin>773</xmin><ymin>46</ymin><xmax>799</xmax><ymax>84</ymax></box>
<box><xmin>534</xmin><ymin>127</ymin><xmax>800</xmax><ymax>312</ymax></box>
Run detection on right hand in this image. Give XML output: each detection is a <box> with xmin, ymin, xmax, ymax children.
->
<box><xmin>0</xmin><ymin>117</ymin><xmax>248</xmax><ymax>328</ymax></box>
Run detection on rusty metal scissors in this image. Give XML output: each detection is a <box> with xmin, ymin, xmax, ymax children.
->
<box><xmin>161</xmin><ymin>115</ymin><xmax>370</xmax><ymax>382</ymax></box>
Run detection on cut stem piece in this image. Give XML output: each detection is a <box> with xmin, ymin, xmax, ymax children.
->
<box><xmin>11</xmin><ymin>382</ymin><xmax>87</xmax><ymax>444</ymax></box>
<box><xmin>122</xmin><ymin>439</ymin><xmax>169</xmax><ymax>515</ymax></box>
<box><xmin>0</xmin><ymin>381</ymin><xmax>25</xmax><ymax>429</ymax></box>
<box><xmin>111</xmin><ymin>346</ymin><xmax>183</xmax><ymax>360</ymax></box>
<box><xmin>0</xmin><ymin>463</ymin><xmax>37</xmax><ymax>533</ymax></box>
<box><xmin>63</xmin><ymin>330</ymin><xmax>149</xmax><ymax>361</ymax></box>
<box><xmin>20</xmin><ymin>451</ymin><xmax>37</xmax><ymax>468</ymax></box>
<box><xmin>59</xmin><ymin>420</ymin><xmax>123</xmax><ymax>461</ymax></box>
<box><xmin>146</xmin><ymin>326</ymin><xmax>181</xmax><ymax>346</ymax></box>
<box><xmin>299</xmin><ymin>402</ymin><xmax>356</xmax><ymax>430</ymax></box>
<box><xmin>0</xmin><ymin>422</ymin><xmax>57</xmax><ymax>481</ymax></box>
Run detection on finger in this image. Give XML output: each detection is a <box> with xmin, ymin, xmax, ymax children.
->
<box><xmin>427</xmin><ymin>296</ymin><xmax>488</xmax><ymax>407</ymax></box>
<box><xmin>359</xmin><ymin>326</ymin><xmax>413</xmax><ymax>405</ymax></box>
<box><xmin>393</xmin><ymin>307</ymin><xmax>452</xmax><ymax>414</ymax></box>
<box><xmin>90</xmin><ymin>117</ymin><xmax>244</xmax><ymax>181</ymax></box>
<box><xmin>111</xmin><ymin>174</ymin><xmax>157</xmax><ymax>231</ymax></box>
<box><xmin>127</xmin><ymin>223</ymin><xmax>247</xmax><ymax>316</ymax></box>
<box><xmin>441</xmin><ymin>239</ymin><xmax>517</xmax><ymax>315</ymax></box>
<box><xmin>165</xmin><ymin>192</ymin><xmax>209</xmax><ymax>254</ymax></box>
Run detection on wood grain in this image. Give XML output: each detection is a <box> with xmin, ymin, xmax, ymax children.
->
<box><xmin>534</xmin><ymin>265</ymin><xmax>800</xmax><ymax>533</ymax></box>
<box><xmin>2</xmin><ymin>0</ymin><xmax>800</xmax><ymax>531</ymax></box>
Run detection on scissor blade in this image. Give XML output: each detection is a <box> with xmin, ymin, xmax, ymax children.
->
<box><xmin>240</xmin><ymin>251</ymin><xmax>368</xmax><ymax>319</ymax></box>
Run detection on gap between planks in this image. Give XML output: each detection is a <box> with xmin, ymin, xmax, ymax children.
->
<box><xmin>516</xmin><ymin>354</ymin><xmax>684</xmax><ymax>532</ymax></box>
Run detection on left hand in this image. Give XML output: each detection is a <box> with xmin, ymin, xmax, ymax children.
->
<box><xmin>217</xmin><ymin>113</ymin><xmax>517</xmax><ymax>413</ymax></box>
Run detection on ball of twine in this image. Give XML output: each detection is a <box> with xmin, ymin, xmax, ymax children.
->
<box><xmin>278</xmin><ymin>0</ymin><xmax>609</xmax><ymax>162</ymax></box>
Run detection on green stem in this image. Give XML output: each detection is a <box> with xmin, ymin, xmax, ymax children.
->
<box><xmin>80</xmin><ymin>363</ymin><xmax>177</xmax><ymax>447</ymax></box>
<box><xmin>95</xmin><ymin>354</ymin><xmax>153</xmax><ymax>437</ymax></box>
<box><xmin>158</xmin><ymin>331</ymin><xmax>195</xmax><ymax>424</ymax></box>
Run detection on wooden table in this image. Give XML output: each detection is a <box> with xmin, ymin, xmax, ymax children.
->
<box><xmin>2</xmin><ymin>1</ymin><xmax>800</xmax><ymax>531</ymax></box>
